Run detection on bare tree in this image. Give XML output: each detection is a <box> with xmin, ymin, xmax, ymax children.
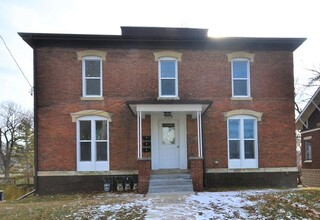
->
<box><xmin>16</xmin><ymin>111</ymin><xmax>34</xmax><ymax>184</ymax></box>
<box><xmin>308</xmin><ymin>68</ymin><xmax>320</xmax><ymax>87</ymax></box>
<box><xmin>0</xmin><ymin>102</ymin><xmax>32</xmax><ymax>178</ymax></box>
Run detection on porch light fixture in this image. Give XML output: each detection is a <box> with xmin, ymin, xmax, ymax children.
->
<box><xmin>164</xmin><ymin>112</ymin><xmax>172</xmax><ymax>119</ymax></box>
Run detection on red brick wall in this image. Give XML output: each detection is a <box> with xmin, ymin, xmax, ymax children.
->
<box><xmin>35</xmin><ymin>48</ymin><xmax>296</xmax><ymax>171</ymax></box>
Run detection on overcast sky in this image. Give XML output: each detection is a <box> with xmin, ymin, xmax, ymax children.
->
<box><xmin>0</xmin><ymin>0</ymin><xmax>319</xmax><ymax>110</ymax></box>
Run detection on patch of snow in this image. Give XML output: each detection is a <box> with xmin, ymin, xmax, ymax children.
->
<box><xmin>72</xmin><ymin>189</ymin><xmax>279</xmax><ymax>219</ymax></box>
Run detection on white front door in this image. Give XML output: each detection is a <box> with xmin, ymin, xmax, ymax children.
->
<box><xmin>158</xmin><ymin>120</ymin><xmax>180</xmax><ymax>169</ymax></box>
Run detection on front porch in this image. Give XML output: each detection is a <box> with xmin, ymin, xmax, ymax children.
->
<box><xmin>127</xmin><ymin>100</ymin><xmax>211</xmax><ymax>194</ymax></box>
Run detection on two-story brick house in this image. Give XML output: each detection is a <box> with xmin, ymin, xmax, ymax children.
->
<box><xmin>296</xmin><ymin>87</ymin><xmax>320</xmax><ymax>187</ymax></box>
<box><xmin>20</xmin><ymin>27</ymin><xmax>305</xmax><ymax>194</ymax></box>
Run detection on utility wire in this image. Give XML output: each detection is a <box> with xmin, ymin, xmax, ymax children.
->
<box><xmin>0</xmin><ymin>35</ymin><xmax>33</xmax><ymax>95</ymax></box>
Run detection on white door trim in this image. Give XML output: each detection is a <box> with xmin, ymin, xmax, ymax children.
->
<box><xmin>151</xmin><ymin>113</ymin><xmax>187</xmax><ymax>170</ymax></box>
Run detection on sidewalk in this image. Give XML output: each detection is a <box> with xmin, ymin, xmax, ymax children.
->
<box><xmin>145</xmin><ymin>192</ymin><xmax>198</xmax><ymax>219</ymax></box>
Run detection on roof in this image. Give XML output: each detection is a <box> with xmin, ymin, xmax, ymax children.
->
<box><xmin>126</xmin><ymin>99</ymin><xmax>212</xmax><ymax>116</ymax></box>
<box><xmin>19</xmin><ymin>26</ymin><xmax>306</xmax><ymax>51</ymax></box>
<box><xmin>296</xmin><ymin>87</ymin><xmax>320</xmax><ymax>130</ymax></box>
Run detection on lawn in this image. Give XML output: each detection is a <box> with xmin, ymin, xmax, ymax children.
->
<box><xmin>0</xmin><ymin>188</ymin><xmax>319</xmax><ymax>219</ymax></box>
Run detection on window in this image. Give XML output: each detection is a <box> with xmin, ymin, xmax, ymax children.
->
<box><xmin>77</xmin><ymin>116</ymin><xmax>109</xmax><ymax>171</ymax></box>
<box><xmin>82</xmin><ymin>57</ymin><xmax>102</xmax><ymax>97</ymax></box>
<box><xmin>228</xmin><ymin>116</ymin><xmax>258</xmax><ymax>168</ymax></box>
<box><xmin>159</xmin><ymin>58</ymin><xmax>178</xmax><ymax>98</ymax></box>
<box><xmin>232</xmin><ymin>59</ymin><xmax>250</xmax><ymax>97</ymax></box>
<box><xmin>305</xmin><ymin>140</ymin><xmax>312</xmax><ymax>161</ymax></box>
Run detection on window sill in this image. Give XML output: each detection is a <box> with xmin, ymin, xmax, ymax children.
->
<box><xmin>231</xmin><ymin>97</ymin><xmax>253</xmax><ymax>101</ymax></box>
<box><xmin>81</xmin><ymin>97</ymin><xmax>104</xmax><ymax>101</ymax></box>
<box><xmin>158</xmin><ymin>97</ymin><xmax>180</xmax><ymax>100</ymax></box>
<box><xmin>304</xmin><ymin>160</ymin><xmax>312</xmax><ymax>163</ymax></box>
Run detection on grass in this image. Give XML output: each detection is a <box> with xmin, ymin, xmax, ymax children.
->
<box><xmin>0</xmin><ymin>188</ymin><xmax>319</xmax><ymax>219</ymax></box>
<box><xmin>246</xmin><ymin>188</ymin><xmax>320</xmax><ymax>219</ymax></box>
<box><xmin>0</xmin><ymin>192</ymin><xmax>147</xmax><ymax>220</ymax></box>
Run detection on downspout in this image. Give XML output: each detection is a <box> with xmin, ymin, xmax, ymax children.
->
<box><xmin>201</xmin><ymin>112</ymin><xmax>206</xmax><ymax>188</ymax></box>
<box><xmin>33</xmin><ymin>47</ymin><xmax>39</xmax><ymax>194</ymax></box>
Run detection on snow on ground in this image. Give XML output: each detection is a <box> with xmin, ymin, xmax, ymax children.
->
<box><xmin>145</xmin><ymin>190</ymin><xmax>275</xmax><ymax>219</ymax></box>
<box><xmin>72</xmin><ymin>189</ymin><xmax>277</xmax><ymax>219</ymax></box>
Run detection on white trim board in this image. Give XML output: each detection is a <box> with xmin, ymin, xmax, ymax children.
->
<box><xmin>206</xmin><ymin>167</ymin><xmax>298</xmax><ymax>173</ymax></box>
<box><xmin>38</xmin><ymin>170</ymin><xmax>138</xmax><ymax>176</ymax></box>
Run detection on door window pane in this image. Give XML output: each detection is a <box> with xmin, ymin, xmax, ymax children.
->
<box><xmin>229</xmin><ymin>140</ymin><xmax>240</xmax><ymax>159</ymax></box>
<box><xmin>80</xmin><ymin>121</ymin><xmax>91</xmax><ymax>140</ymax></box>
<box><xmin>96</xmin><ymin>142</ymin><xmax>108</xmax><ymax>161</ymax></box>
<box><xmin>96</xmin><ymin>121</ymin><xmax>108</xmax><ymax>140</ymax></box>
<box><xmin>162</xmin><ymin>123</ymin><xmax>175</xmax><ymax>144</ymax></box>
<box><xmin>244</xmin><ymin>119</ymin><xmax>254</xmax><ymax>139</ymax></box>
<box><xmin>245</xmin><ymin>140</ymin><xmax>255</xmax><ymax>159</ymax></box>
<box><xmin>85</xmin><ymin>60</ymin><xmax>100</xmax><ymax>77</ymax></box>
<box><xmin>80</xmin><ymin>142</ymin><xmax>91</xmax><ymax>161</ymax></box>
<box><xmin>229</xmin><ymin>119</ymin><xmax>240</xmax><ymax>139</ymax></box>
<box><xmin>161</xmin><ymin>79</ymin><xmax>176</xmax><ymax>95</ymax></box>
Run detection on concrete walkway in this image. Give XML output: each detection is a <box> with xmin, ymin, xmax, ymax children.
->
<box><xmin>145</xmin><ymin>192</ymin><xmax>198</xmax><ymax>219</ymax></box>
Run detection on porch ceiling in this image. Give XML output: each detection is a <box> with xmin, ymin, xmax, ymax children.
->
<box><xmin>126</xmin><ymin>100</ymin><xmax>212</xmax><ymax>117</ymax></box>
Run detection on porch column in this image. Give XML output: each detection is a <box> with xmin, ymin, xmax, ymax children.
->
<box><xmin>197</xmin><ymin>111</ymin><xmax>203</xmax><ymax>158</ymax></box>
<box><xmin>137</xmin><ymin>111</ymin><xmax>142</xmax><ymax>159</ymax></box>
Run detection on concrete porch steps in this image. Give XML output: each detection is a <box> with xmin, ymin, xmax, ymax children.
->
<box><xmin>148</xmin><ymin>169</ymin><xmax>194</xmax><ymax>194</ymax></box>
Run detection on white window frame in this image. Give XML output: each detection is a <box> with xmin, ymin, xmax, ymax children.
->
<box><xmin>76</xmin><ymin>115</ymin><xmax>109</xmax><ymax>171</ymax></box>
<box><xmin>227</xmin><ymin>115</ymin><xmax>258</xmax><ymax>169</ymax></box>
<box><xmin>231</xmin><ymin>58</ymin><xmax>251</xmax><ymax>97</ymax></box>
<box><xmin>82</xmin><ymin>56</ymin><xmax>103</xmax><ymax>97</ymax></box>
<box><xmin>158</xmin><ymin>57</ymin><xmax>178</xmax><ymax>98</ymax></box>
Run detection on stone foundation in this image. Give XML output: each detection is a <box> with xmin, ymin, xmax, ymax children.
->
<box><xmin>301</xmin><ymin>169</ymin><xmax>320</xmax><ymax>187</ymax></box>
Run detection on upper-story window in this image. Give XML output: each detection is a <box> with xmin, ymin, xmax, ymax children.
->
<box><xmin>232</xmin><ymin>59</ymin><xmax>250</xmax><ymax>97</ymax></box>
<box><xmin>154</xmin><ymin>51</ymin><xmax>182</xmax><ymax>99</ymax></box>
<box><xmin>159</xmin><ymin>57</ymin><xmax>178</xmax><ymax>98</ymax></box>
<box><xmin>82</xmin><ymin>56</ymin><xmax>102</xmax><ymax>97</ymax></box>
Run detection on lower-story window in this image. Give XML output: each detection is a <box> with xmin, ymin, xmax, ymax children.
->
<box><xmin>77</xmin><ymin>116</ymin><xmax>109</xmax><ymax>171</ymax></box>
<box><xmin>228</xmin><ymin>115</ymin><xmax>258</xmax><ymax>168</ymax></box>
<box><xmin>305</xmin><ymin>140</ymin><xmax>312</xmax><ymax>161</ymax></box>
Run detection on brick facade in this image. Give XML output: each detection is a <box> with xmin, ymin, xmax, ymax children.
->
<box><xmin>36</xmin><ymin>48</ymin><xmax>296</xmax><ymax>171</ymax></box>
<box><xmin>20</xmin><ymin>28</ymin><xmax>304</xmax><ymax>194</ymax></box>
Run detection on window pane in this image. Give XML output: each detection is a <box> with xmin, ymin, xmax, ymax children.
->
<box><xmin>96</xmin><ymin>142</ymin><xmax>108</xmax><ymax>161</ymax></box>
<box><xmin>305</xmin><ymin>141</ymin><xmax>312</xmax><ymax>160</ymax></box>
<box><xmin>80</xmin><ymin>142</ymin><xmax>91</xmax><ymax>161</ymax></box>
<box><xmin>80</xmin><ymin>121</ymin><xmax>91</xmax><ymax>140</ymax></box>
<box><xmin>229</xmin><ymin>140</ymin><xmax>240</xmax><ymax>159</ymax></box>
<box><xmin>233</xmin><ymin>61</ymin><xmax>248</xmax><ymax>78</ymax></box>
<box><xmin>162</xmin><ymin>123</ymin><xmax>175</xmax><ymax>144</ymax></box>
<box><xmin>86</xmin><ymin>79</ymin><xmax>101</xmax><ymax>95</ymax></box>
<box><xmin>161</xmin><ymin>61</ymin><xmax>176</xmax><ymax>78</ymax></box>
<box><xmin>245</xmin><ymin>140</ymin><xmax>255</xmax><ymax>159</ymax></box>
<box><xmin>229</xmin><ymin>119</ymin><xmax>239</xmax><ymax>139</ymax></box>
<box><xmin>244</xmin><ymin>119</ymin><xmax>254</xmax><ymax>139</ymax></box>
<box><xmin>161</xmin><ymin>79</ymin><xmax>176</xmax><ymax>96</ymax></box>
<box><xmin>85</xmin><ymin>60</ymin><xmax>100</xmax><ymax>77</ymax></box>
<box><xmin>233</xmin><ymin>80</ymin><xmax>248</xmax><ymax>96</ymax></box>
<box><xmin>96</xmin><ymin>121</ymin><xmax>108</xmax><ymax>140</ymax></box>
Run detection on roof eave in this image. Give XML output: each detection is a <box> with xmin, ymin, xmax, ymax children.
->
<box><xmin>295</xmin><ymin>86</ymin><xmax>320</xmax><ymax>129</ymax></box>
<box><xmin>18</xmin><ymin>32</ymin><xmax>306</xmax><ymax>51</ymax></box>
